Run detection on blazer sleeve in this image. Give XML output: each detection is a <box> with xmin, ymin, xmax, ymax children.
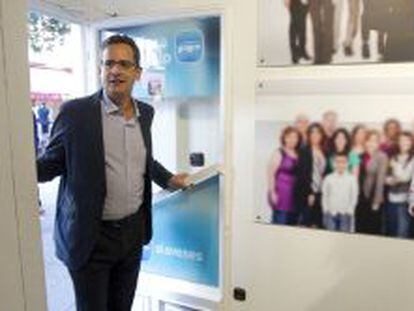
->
<box><xmin>409</xmin><ymin>172</ymin><xmax>414</xmax><ymax>207</ymax></box>
<box><xmin>350</xmin><ymin>176</ymin><xmax>359</xmax><ymax>214</ymax></box>
<box><xmin>373</xmin><ymin>154</ymin><xmax>388</xmax><ymax>205</ymax></box>
<box><xmin>152</xmin><ymin>159</ymin><xmax>174</xmax><ymax>189</ymax></box>
<box><xmin>36</xmin><ymin>109</ymin><xmax>72</xmax><ymax>182</ymax></box>
<box><xmin>321</xmin><ymin>177</ymin><xmax>329</xmax><ymax>213</ymax></box>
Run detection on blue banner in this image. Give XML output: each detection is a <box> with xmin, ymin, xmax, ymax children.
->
<box><xmin>141</xmin><ymin>175</ymin><xmax>220</xmax><ymax>287</ymax></box>
<box><xmin>102</xmin><ymin>17</ymin><xmax>220</xmax><ymax>99</ymax></box>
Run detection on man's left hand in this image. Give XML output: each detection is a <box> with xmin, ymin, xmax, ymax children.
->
<box><xmin>168</xmin><ymin>173</ymin><xmax>191</xmax><ymax>190</ymax></box>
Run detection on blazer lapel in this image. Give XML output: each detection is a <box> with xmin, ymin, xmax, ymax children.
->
<box><xmin>90</xmin><ymin>90</ymin><xmax>106</xmax><ymax>190</ymax></box>
<box><xmin>136</xmin><ymin>102</ymin><xmax>150</xmax><ymax>151</ymax></box>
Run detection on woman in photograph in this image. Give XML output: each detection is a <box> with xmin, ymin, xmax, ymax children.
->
<box><xmin>284</xmin><ymin>0</ymin><xmax>311</xmax><ymax>64</ymax></box>
<box><xmin>295</xmin><ymin>123</ymin><xmax>327</xmax><ymax>228</ymax></box>
<box><xmin>351</xmin><ymin>124</ymin><xmax>367</xmax><ymax>158</ymax></box>
<box><xmin>350</xmin><ymin>124</ymin><xmax>368</xmax><ymax>176</ymax></box>
<box><xmin>380</xmin><ymin>118</ymin><xmax>401</xmax><ymax>158</ymax></box>
<box><xmin>327</xmin><ymin>128</ymin><xmax>360</xmax><ymax>175</ymax></box>
<box><xmin>384</xmin><ymin>132</ymin><xmax>414</xmax><ymax>238</ymax></box>
<box><xmin>294</xmin><ymin>113</ymin><xmax>310</xmax><ymax>147</ymax></box>
<box><xmin>355</xmin><ymin>130</ymin><xmax>388</xmax><ymax>235</ymax></box>
<box><xmin>268</xmin><ymin>126</ymin><xmax>302</xmax><ymax>225</ymax></box>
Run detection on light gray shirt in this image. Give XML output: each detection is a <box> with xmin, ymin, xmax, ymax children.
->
<box><xmin>388</xmin><ymin>155</ymin><xmax>414</xmax><ymax>203</ymax></box>
<box><xmin>322</xmin><ymin>172</ymin><xmax>358</xmax><ymax>215</ymax></box>
<box><xmin>101</xmin><ymin>92</ymin><xmax>147</xmax><ymax>220</ymax></box>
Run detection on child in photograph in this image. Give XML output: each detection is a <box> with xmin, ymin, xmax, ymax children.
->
<box><xmin>295</xmin><ymin>123</ymin><xmax>327</xmax><ymax>228</ymax></box>
<box><xmin>327</xmin><ymin>128</ymin><xmax>360</xmax><ymax>176</ymax></box>
<box><xmin>268</xmin><ymin>126</ymin><xmax>302</xmax><ymax>225</ymax></box>
<box><xmin>322</xmin><ymin>153</ymin><xmax>359</xmax><ymax>232</ymax></box>
<box><xmin>384</xmin><ymin>132</ymin><xmax>414</xmax><ymax>238</ymax></box>
<box><xmin>355</xmin><ymin>130</ymin><xmax>387</xmax><ymax>235</ymax></box>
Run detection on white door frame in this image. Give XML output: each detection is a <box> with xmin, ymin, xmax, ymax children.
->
<box><xmin>0</xmin><ymin>0</ymin><xmax>47</xmax><ymax>310</ymax></box>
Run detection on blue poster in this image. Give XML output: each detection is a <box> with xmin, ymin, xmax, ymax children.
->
<box><xmin>101</xmin><ymin>17</ymin><xmax>220</xmax><ymax>99</ymax></box>
<box><xmin>100</xmin><ymin>17</ymin><xmax>221</xmax><ymax>288</ymax></box>
<box><xmin>142</xmin><ymin>175</ymin><xmax>220</xmax><ymax>287</ymax></box>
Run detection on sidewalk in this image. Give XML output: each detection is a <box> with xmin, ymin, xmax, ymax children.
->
<box><xmin>38</xmin><ymin>178</ymin><xmax>146</xmax><ymax>311</ymax></box>
<box><xmin>39</xmin><ymin>178</ymin><xmax>76</xmax><ymax>311</ymax></box>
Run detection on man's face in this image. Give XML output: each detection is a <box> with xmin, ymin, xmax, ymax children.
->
<box><xmin>294</xmin><ymin>115</ymin><xmax>309</xmax><ymax>134</ymax></box>
<box><xmin>334</xmin><ymin>156</ymin><xmax>348</xmax><ymax>174</ymax></box>
<box><xmin>322</xmin><ymin>112</ymin><xmax>338</xmax><ymax>133</ymax></box>
<box><xmin>100</xmin><ymin>43</ymin><xmax>141</xmax><ymax>102</ymax></box>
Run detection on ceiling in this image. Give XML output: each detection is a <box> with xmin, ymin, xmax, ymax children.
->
<box><xmin>29</xmin><ymin>0</ymin><xmax>125</xmax><ymax>22</ymax></box>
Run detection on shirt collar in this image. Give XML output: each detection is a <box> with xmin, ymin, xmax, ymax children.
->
<box><xmin>102</xmin><ymin>90</ymin><xmax>140</xmax><ymax>118</ymax></box>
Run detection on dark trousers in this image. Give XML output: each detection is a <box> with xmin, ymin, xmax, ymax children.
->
<box><xmin>384</xmin><ymin>32</ymin><xmax>414</xmax><ymax>62</ymax></box>
<box><xmin>289</xmin><ymin>0</ymin><xmax>309</xmax><ymax>60</ymax></box>
<box><xmin>300</xmin><ymin>193</ymin><xmax>323</xmax><ymax>228</ymax></box>
<box><xmin>309</xmin><ymin>0</ymin><xmax>334</xmax><ymax>64</ymax></box>
<box><xmin>272</xmin><ymin>210</ymin><xmax>298</xmax><ymax>226</ymax></box>
<box><xmin>361</xmin><ymin>0</ymin><xmax>386</xmax><ymax>54</ymax></box>
<box><xmin>384</xmin><ymin>202</ymin><xmax>412</xmax><ymax>238</ymax></box>
<box><xmin>355</xmin><ymin>197</ymin><xmax>382</xmax><ymax>235</ymax></box>
<box><xmin>69</xmin><ymin>211</ymin><xmax>144</xmax><ymax>311</ymax></box>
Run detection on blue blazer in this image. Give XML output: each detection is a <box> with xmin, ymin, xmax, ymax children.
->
<box><xmin>36</xmin><ymin>90</ymin><xmax>172</xmax><ymax>270</ymax></box>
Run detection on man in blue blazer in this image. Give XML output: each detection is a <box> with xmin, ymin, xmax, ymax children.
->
<box><xmin>37</xmin><ymin>35</ymin><xmax>188</xmax><ymax>311</ymax></box>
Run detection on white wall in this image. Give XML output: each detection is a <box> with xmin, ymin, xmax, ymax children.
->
<box><xmin>0</xmin><ymin>9</ymin><xmax>26</xmax><ymax>309</ymax></box>
<box><xmin>82</xmin><ymin>1</ymin><xmax>414</xmax><ymax>311</ymax></box>
<box><xmin>176</xmin><ymin>98</ymin><xmax>221</xmax><ymax>172</ymax></box>
<box><xmin>241</xmin><ymin>2</ymin><xmax>414</xmax><ymax>311</ymax></box>
<box><xmin>0</xmin><ymin>0</ymin><xmax>47</xmax><ymax>310</ymax></box>
<box><xmin>13</xmin><ymin>0</ymin><xmax>414</xmax><ymax>310</ymax></box>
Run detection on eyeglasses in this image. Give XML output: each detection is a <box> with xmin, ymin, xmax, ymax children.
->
<box><xmin>102</xmin><ymin>59</ymin><xmax>136</xmax><ymax>70</ymax></box>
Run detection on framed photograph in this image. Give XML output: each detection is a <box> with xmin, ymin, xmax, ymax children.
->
<box><xmin>258</xmin><ymin>0</ymin><xmax>414</xmax><ymax>66</ymax></box>
<box><xmin>255</xmin><ymin>78</ymin><xmax>414</xmax><ymax>240</ymax></box>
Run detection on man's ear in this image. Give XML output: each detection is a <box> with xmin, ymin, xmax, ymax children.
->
<box><xmin>135</xmin><ymin>67</ymin><xmax>142</xmax><ymax>82</ymax></box>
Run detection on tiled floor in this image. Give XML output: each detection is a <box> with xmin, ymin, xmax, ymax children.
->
<box><xmin>38</xmin><ymin>179</ymin><xmax>146</xmax><ymax>311</ymax></box>
<box><xmin>39</xmin><ymin>178</ymin><xmax>76</xmax><ymax>311</ymax></box>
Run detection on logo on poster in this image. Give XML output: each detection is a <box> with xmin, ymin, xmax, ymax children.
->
<box><xmin>176</xmin><ymin>30</ymin><xmax>204</xmax><ymax>62</ymax></box>
<box><xmin>143</xmin><ymin>244</ymin><xmax>204</xmax><ymax>262</ymax></box>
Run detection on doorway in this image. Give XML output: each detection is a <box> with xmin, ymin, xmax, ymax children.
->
<box><xmin>28</xmin><ymin>10</ymin><xmax>85</xmax><ymax>311</ymax></box>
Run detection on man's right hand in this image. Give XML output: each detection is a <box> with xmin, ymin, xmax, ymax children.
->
<box><xmin>270</xmin><ymin>192</ymin><xmax>278</xmax><ymax>206</ymax></box>
<box><xmin>409</xmin><ymin>205</ymin><xmax>414</xmax><ymax>217</ymax></box>
<box><xmin>308</xmin><ymin>194</ymin><xmax>315</xmax><ymax>207</ymax></box>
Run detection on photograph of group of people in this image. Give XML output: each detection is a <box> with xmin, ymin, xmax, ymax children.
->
<box><xmin>258</xmin><ymin>110</ymin><xmax>414</xmax><ymax>239</ymax></box>
<box><xmin>258</xmin><ymin>0</ymin><xmax>414</xmax><ymax>66</ymax></box>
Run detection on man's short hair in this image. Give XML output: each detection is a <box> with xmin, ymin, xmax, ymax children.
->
<box><xmin>335</xmin><ymin>152</ymin><xmax>348</xmax><ymax>160</ymax></box>
<box><xmin>101</xmin><ymin>34</ymin><xmax>141</xmax><ymax>68</ymax></box>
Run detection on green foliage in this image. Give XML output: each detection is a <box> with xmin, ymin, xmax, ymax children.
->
<box><xmin>28</xmin><ymin>12</ymin><xmax>71</xmax><ymax>53</ymax></box>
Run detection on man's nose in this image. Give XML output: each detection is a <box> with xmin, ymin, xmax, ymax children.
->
<box><xmin>109</xmin><ymin>63</ymin><xmax>123</xmax><ymax>73</ymax></box>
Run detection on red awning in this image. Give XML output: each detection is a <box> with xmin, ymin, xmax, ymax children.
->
<box><xmin>30</xmin><ymin>92</ymin><xmax>63</xmax><ymax>103</ymax></box>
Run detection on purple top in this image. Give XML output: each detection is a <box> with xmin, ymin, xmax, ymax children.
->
<box><xmin>269</xmin><ymin>149</ymin><xmax>298</xmax><ymax>212</ymax></box>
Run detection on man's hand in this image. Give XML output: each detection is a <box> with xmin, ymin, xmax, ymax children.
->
<box><xmin>269</xmin><ymin>191</ymin><xmax>278</xmax><ymax>206</ymax></box>
<box><xmin>308</xmin><ymin>194</ymin><xmax>315</xmax><ymax>207</ymax></box>
<box><xmin>372</xmin><ymin>203</ymin><xmax>380</xmax><ymax>211</ymax></box>
<box><xmin>168</xmin><ymin>173</ymin><xmax>191</xmax><ymax>190</ymax></box>
<box><xmin>409</xmin><ymin>205</ymin><xmax>414</xmax><ymax>217</ymax></box>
